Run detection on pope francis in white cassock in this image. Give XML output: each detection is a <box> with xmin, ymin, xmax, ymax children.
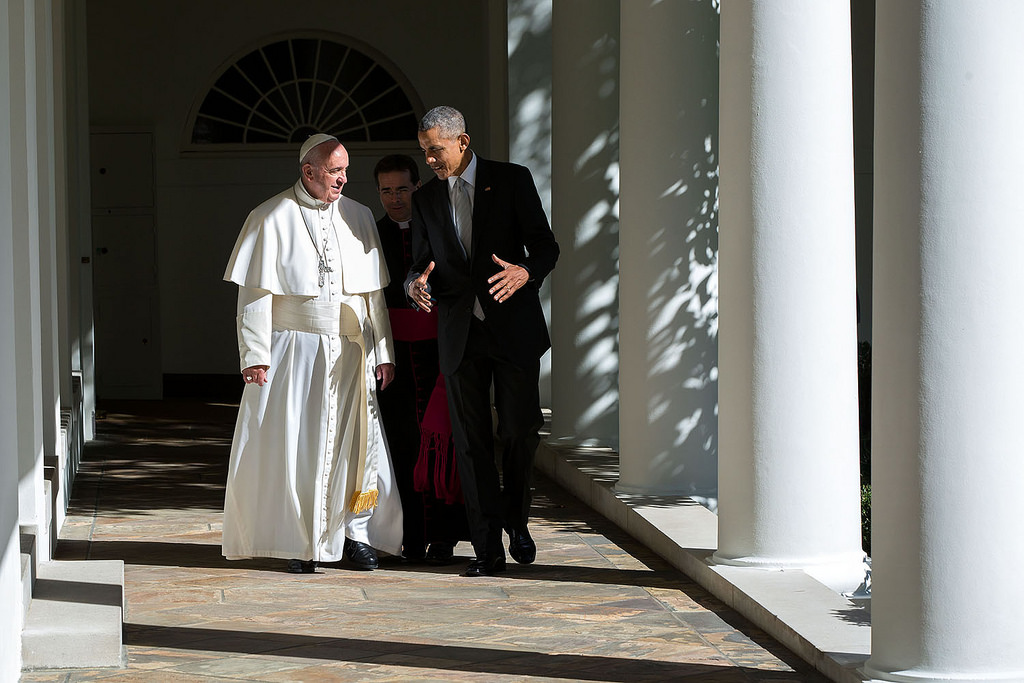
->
<box><xmin>222</xmin><ymin>133</ymin><xmax>403</xmax><ymax>572</ymax></box>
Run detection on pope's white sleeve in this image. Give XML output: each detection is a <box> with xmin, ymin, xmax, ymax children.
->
<box><xmin>236</xmin><ymin>286</ymin><xmax>272</xmax><ymax>371</ymax></box>
<box><xmin>366</xmin><ymin>289</ymin><xmax>394</xmax><ymax>366</ymax></box>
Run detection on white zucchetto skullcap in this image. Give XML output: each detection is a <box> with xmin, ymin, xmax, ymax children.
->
<box><xmin>299</xmin><ymin>133</ymin><xmax>339</xmax><ymax>163</ymax></box>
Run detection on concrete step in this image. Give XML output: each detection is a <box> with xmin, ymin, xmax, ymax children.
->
<box><xmin>21</xmin><ymin>560</ymin><xmax>125</xmax><ymax>670</ymax></box>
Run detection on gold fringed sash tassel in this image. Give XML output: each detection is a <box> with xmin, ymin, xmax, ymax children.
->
<box><xmin>349</xmin><ymin>489</ymin><xmax>379</xmax><ymax>514</ymax></box>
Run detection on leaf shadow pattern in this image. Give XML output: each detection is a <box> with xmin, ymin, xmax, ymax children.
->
<box><xmin>619</xmin><ymin>1</ymin><xmax>720</xmax><ymax>506</ymax></box>
<box><xmin>508</xmin><ymin>0</ymin><xmax>556</xmax><ymax>404</ymax></box>
<box><xmin>546</xmin><ymin>2</ymin><xmax>623</xmax><ymax>449</ymax></box>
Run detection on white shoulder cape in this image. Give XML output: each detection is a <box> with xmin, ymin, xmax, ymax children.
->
<box><xmin>224</xmin><ymin>181</ymin><xmax>389</xmax><ymax>296</ymax></box>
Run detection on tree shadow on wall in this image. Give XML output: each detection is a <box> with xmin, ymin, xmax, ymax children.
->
<box><xmin>626</xmin><ymin>3</ymin><xmax>719</xmax><ymax>506</ymax></box>
<box><xmin>543</xmin><ymin>5</ymin><xmax>622</xmax><ymax>446</ymax></box>
<box><xmin>508</xmin><ymin>0</ymin><xmax>557</xmax><ymax>403</ymax></box>
<box><xmin>506</xmin><ymin>1</ymin><xmax>719</xmax><ymax>504</ymax></box>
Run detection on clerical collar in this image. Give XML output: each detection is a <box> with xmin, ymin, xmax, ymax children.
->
<box><xmin>293</xmin><ymin>180</ymin><xmax>334</xmax><ymax>212</ymax></box>
<box><xmin>448</xmin><ymin>151</ymin><xmax>478</xmax><ymax>191</ymax></box>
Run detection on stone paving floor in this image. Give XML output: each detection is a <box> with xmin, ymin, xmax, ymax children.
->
<box><xmin>22</xmin><ymin>399</ymin><xmax>827</xmax><ymax>682</ymax></box>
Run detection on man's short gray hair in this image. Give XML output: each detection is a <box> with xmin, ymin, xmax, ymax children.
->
<box><xmin>419</xmin><ymin>106</ymin><xmax>466</xmax><ymax>139</ymax></box>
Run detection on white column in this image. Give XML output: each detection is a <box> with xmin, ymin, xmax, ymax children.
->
<box><xmin>1</xmin><ymin>0</ymin><xmax>28</xmax><ymax>671</ymax></box>
<box><xmin>616</xmin><ymin>0</ymin><xmax>718</xmax><ymax>499</ymax></box>
<box><xmin>549</xmin><ymin>0</ymin><xmax>619</xmax><ymax>448</ymax></box>
<box><xmin>10</xmin><ymin>0</ymin><xmax>50</xmax><ymax>559</ymax></box>
<box><xmin>66</xmin><ymin>0</ymin><xmax>94</xmax><ymax>440</ymax></box>
<box><xmin>0</xmin><ymin>0</ymin><xmax>26</xmax><ymax>674</ymax></box>
<box><xmin>52</xmin><ymin>0</ymin><xmax>73</xmax><ymax>405</ymax></box>
<box><xmin>36</xmin><ymin>0</ymin><xmax>62</xmax><ymax>478</ymax></box>
<box><xmin>865</xmin><ymin>3</ymin><xmax>1024</xmax><ymax>681</ymax></box>
<box><xmin>507</xmin><ymin>0</ymin><xmax>553</xmax><ymax>407</ymax></box>
<box><xmin>713</xmin><ymin>1</ymin><xmax>864</xmax><ymax>592</ymax></box>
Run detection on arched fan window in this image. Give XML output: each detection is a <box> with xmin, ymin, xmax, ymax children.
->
<box><xmin>188</xmin><ymin>34</ymin><xmax>421</xmax><ymax>148</ymax></box>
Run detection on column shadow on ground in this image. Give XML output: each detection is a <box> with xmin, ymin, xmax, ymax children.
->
<box><xmin>56</xmin><ymin>537</ymin><xmax>691</xmax><ymax>589</ymax></box>
<box><xmin>124</xmin><ymin>622</ymin><xmax>814</xmax><ymax>682</ymax></box>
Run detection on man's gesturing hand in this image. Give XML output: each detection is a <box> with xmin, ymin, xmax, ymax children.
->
<box><xmin>408</xmin><ymin>261</ymin><xmax>435</xmax><ymax>312</ymax></box>
<box><xmin>488</xmin><ymin>254</ymin><xmax>529</xmax><ymax>303</ymax></box>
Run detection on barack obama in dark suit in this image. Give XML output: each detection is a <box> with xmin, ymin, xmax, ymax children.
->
<box><xmin>406</xmin><ymin>106</ymin><xmax>559</xmax><ymax>577</ymax></box>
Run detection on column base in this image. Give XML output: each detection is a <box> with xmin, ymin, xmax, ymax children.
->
<box><xmin>862</xmin><ymin>664</ymin><xmax>1024</xmax><ymax>683</ymax></box>
<box><xmin>546</xmin><ymin>434</ymin><xmax>618</xmax><ymax>449</ymax></box>
<box><xmin>613</xmin><ymin>481</ymin><xmax>717</xmax><ymax>513</ymax></box>
<box><xmin>709</xmin><ymin>550</ymin><xmax>868</xmax><ymax>595</ymax></box>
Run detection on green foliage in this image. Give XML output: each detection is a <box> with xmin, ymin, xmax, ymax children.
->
<box><xmin>858</xmin><ymin>342</ymin><xmax>871</xmax><ymax>555</ymax></box>
<box><xmin>861</xmin><ymin>484</ymin><xmax>871</xmax><ymax>555</ymax></box>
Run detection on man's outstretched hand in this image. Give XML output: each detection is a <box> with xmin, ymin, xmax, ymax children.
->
<box><xmin>488</xmin><ymin>254</ymin><xmax>529</xmax><ymax>303</ymax></box>
<box><xmin>408</xmin><ymin>261</ymin><xmax>435</xmax><ymax>312</ymax></box>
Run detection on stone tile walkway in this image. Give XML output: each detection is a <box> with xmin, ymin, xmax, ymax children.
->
<box><xmin>22</xmin><ymin>399</ymin><xmax>827</xmax><ymax>682</ymax></box>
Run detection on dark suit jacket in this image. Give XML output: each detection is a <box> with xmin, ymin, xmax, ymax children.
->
<box><xmin>377</xmin><ymin>215</ymin><xmax>412</xmax><ymax>310</ymax></box>
<box><xmin>408</xmin><ymin>156</ymin><xmax>559</xmax><ymax>375</ymax></box>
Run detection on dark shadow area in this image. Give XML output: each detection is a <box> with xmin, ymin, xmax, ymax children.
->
<box><xmin>70</xmin><ymin>399</ymin><xmax>236</xmax><ymax>515</ymax></box>
<box><xmin>162</xmin><ymin>373</ymin><xmax>242</xmax><ymax>401</ymax></box>
<box><xmin>124</xmin><ymin>623</ymin><xmax>818</xmax><ymax>682</ymax></box>
<box><xmin>32</xmin><ymin>578</ymin><xmax>123</xmax><ymax>608</ymax></box>
<box><xmin>56</xmin><ymin>538</ymin><xmax>268</xmax><ymax>570</ymax></box>
<box><xmin>831</xmin><ymin>605</ymin><xmax>871</xmax><ymax>627</ymax></box>
<box><xmin>57</xmin><ymin>537</ymin><xmax>690</xmax><ymax>589</ymax></box>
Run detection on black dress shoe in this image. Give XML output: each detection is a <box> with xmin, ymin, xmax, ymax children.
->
<box><xmin>462</xmin><ymin>554</ymin><xmax>506</xmax><ymax>577</ymax></box>
<box><xmin>424</xmin><ymin>541</ymin><xmax>456</xmax><ymax>565</ymax></box>
<box><xmin>287</xmin><ymin>559</ymin><xmax>317</xmax><ymax>574</ymax></box>
<box><xmin>506</xmin><ymin>527</ymin><xmax>536</xmax><ymax>564</ymax></box>
<box><xmin>401</xmin><ymin>545</ymin><xmax>427</xmax><ymax>564</ymax></box>
<box><xmin>343</xmin><ymin>539</ymin><xmax>379</xmax><ymax>570</ymax></box>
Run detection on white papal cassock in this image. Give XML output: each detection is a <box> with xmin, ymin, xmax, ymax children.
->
<box><xmin>221</xmin><ymin>180</ymin><xmax>403</xmax><ymax>561</ymax></box>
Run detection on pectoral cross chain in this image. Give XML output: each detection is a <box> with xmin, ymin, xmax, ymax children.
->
<box><xmin>292</xmin><ymin>188</ymin><xmax>336</xmax><ymax>289</ymax></box>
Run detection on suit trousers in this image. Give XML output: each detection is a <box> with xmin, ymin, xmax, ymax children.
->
<box><xmin>445</xmin><ymin>317</ymin><xmax>543</xmax><ymax>559</ymax></box>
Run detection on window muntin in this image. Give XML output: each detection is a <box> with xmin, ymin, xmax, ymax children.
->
<box><xmin>190</xmin><ymin>36</ymin><xmax>420</xmax><ymax>147</ymax></box>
